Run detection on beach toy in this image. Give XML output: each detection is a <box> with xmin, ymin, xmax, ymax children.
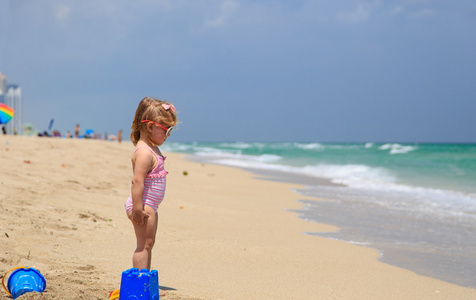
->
<box><xmin>109</xmin><ymin>288</ymin><xmax>120</xmax><ymax>299</ymax></box>
<box><xmin>2</xmin><ymin>266</ymin><xmax>46</xmax><ymax>299</ymax></box>
<box><xmin>119</xmin><ymin>268</ymin><xmax>159</xmax><ymax>300</ymax></box>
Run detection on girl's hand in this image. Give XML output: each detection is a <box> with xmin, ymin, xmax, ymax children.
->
<box><xmin>131</xmin><ymin>209</ymin><xmax>149</xmax><ymax>225</ymax></box>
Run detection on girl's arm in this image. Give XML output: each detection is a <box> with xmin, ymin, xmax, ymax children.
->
<box><xmin>130</xmin><ymin>148</ymin><xmax>155</xmax><ymax>224</ymax></box>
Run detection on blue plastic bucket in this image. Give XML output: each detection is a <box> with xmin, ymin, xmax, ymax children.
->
<box><xmin>6</xmin><ymin>267</ymin><xmax>46</xmax><ymax>299</ymax></box>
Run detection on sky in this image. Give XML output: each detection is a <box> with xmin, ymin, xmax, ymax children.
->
<box><xmin>0</xmin><ymin>0</ymin><xmax>475</xmax><ymax>143</ymax></box>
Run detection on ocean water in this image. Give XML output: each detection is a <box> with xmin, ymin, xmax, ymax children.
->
<box><xmin>164</xmin><ymin>142</ymin><xmax>476</xmax><ymax>288</ymax></box>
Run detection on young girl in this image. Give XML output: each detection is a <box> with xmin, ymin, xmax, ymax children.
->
<box><xmin>125</xmin><ymin>97</ymin><xmax>177</xmax><ymax>272</ymax></box>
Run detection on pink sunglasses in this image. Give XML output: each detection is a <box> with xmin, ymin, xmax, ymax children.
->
<box><xmin>141</xmin><ymin>120</ymin><xmax>173</xmax><ymax>136</ymax></box>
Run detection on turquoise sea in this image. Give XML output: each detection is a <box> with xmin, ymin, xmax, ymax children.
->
<box><xmin>164</xmin><ymin>142</ymin><xmax>476</xmax><ymax>288</ymax></box>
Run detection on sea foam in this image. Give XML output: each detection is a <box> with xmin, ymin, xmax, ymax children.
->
<box><xmin>378</xmin><ymin>143</ymin><xmax>416</xmax><ymax>154</ymax></box>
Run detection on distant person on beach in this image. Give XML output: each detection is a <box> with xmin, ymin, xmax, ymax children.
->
<box><xmin>124</xmin><ymin>97</ymin><xmax>177</xmax><ymax>283</ymax></box>
<box><xmin>118</xmin><ymin>130</ymin><xmax>122</xmax><ymax>143</ymax></box>
<box><xmin>75</xmin><ymin>124</ymin><xmax>80</xmax><ymax>138</ymax></box>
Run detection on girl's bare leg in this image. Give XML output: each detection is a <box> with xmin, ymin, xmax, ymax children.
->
<box><xmin>131</xmin><ymin>205</ymin><xmax>158</xmax><ymax>270</ymax></box>
<box><xmin>129</xmin><ymin>206</ymin><xmax>164</xmax><ymax>296</ymax></box>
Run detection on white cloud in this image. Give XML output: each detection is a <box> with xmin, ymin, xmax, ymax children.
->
<box><xmin>55</xmin><ymin>4</ymin><xmax>70</xmax><ymax>21</ymax></box>
<box><xmin>336</xmin><ymin>3</ymin><xmax>371</xmax><ymax>23</ymax></box>
<box><xmin>391</xmin><ymin>5</ymin><xmax>435</xmax><ymax>18</ymax></box>
<box><xmin>205</xmin><ymin>0</ymin><xmax>239</xmax><ymax>28</ymax></box>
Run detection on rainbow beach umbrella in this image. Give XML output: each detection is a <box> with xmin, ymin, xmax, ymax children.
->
<box><xmin>0</xmin><ymin>103</ymin><xmax>15</xmax><ymax>124</ymax></box>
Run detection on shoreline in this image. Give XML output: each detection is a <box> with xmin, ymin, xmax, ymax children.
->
<box><xmin>1</xmin><ymin>136</ymin><xmax>475</xmax><ymax>299</ymax></box>
<box><xmin>188</xmin><ymin>152</ymin><xmax>476</xmax><ymax>290</ymax></box>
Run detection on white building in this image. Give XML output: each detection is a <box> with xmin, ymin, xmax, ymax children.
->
<box><xmin>0</xmin><ymin>71</ymin><xmax>23</xmax><ymax>135</ymax></box>
<box><xmin>0</xmin><ymin>72</ymin><xmax>6</xmax><ymax>94</ymax></box>
<box><xmin>0</xmin><ymin>72</ymin><xmax>6</xmax><ymax>104</ymax></box>
<box><xmin>4</xmin><ymin>84</ymin><xmax>22</xmax><ymax>135</ymax></box>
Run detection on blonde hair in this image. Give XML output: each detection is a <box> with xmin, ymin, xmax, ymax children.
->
<box><xmin>130</xmin><ymin>97</ymin><xmax>178</xmax><ymax>145</ymax></box>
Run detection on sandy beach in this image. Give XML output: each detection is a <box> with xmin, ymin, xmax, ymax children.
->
<box><xmin>1</xmin><ymin>136</ymin><xmax>475</xmax><ymax>299</ymax></box>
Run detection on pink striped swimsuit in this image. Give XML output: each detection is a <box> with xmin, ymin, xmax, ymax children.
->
<box><xmin>125</xmin><ymin>145</ymin><xmax>168</xmax><ymax>213</ymax></box>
